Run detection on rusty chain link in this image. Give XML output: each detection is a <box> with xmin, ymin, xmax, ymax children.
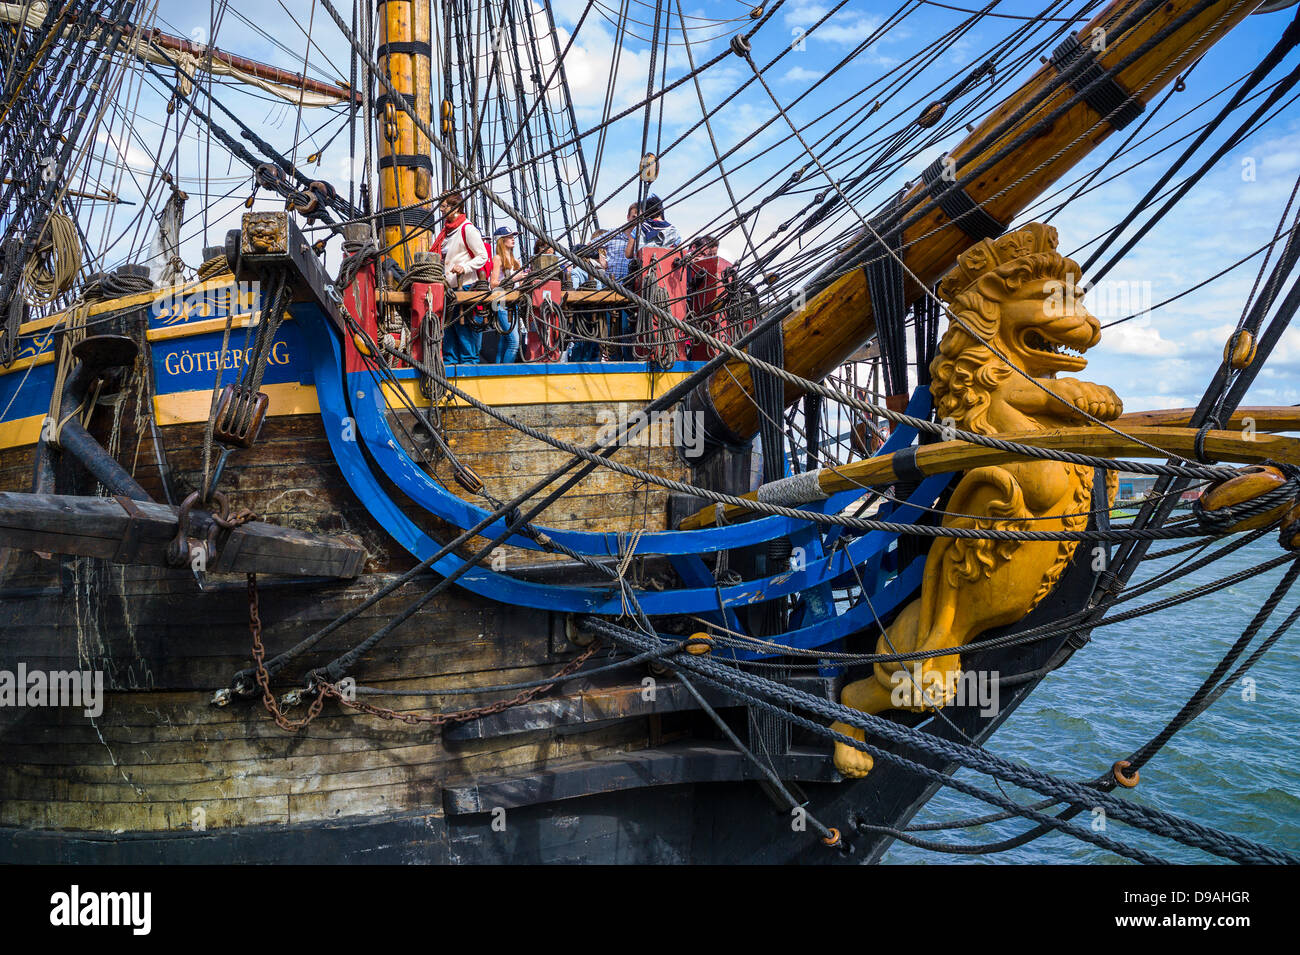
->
<box><xmin>246</xmin><ymin>572</ymin><xmax>602</xmax><ymax>731</ymax></box>
<box><xmin>248</xmin><ymin>572</ymin><xmax>328</xmax><ymax>731</ymax></box>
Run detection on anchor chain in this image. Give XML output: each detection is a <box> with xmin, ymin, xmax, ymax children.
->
<box><xmin>244</xmin><ymin>574</ymin><xmax>602</xmax><ymax>730</ymax></box>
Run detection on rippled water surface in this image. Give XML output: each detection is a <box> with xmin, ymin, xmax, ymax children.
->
<box><xmin>880</xmin><ymin>536</ymin><xmax>1300</xmax><ymax>864</ymax></box>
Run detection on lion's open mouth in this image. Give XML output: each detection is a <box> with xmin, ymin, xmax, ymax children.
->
<box><xmin>1025</xmin><ymin>330</ymin><xmax>1083</xmax><ymax>358</ymax></box>
<box><xmin>1021</xmin><ymin>328</ymin><xmax>1088</xmax><ymax>370</ymax></box>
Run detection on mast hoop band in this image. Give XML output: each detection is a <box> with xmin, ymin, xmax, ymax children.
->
<box><xmin>378</xmin><ymin>154</ymin><xmax>434</xmax><ymax>171</ymax></box>
<box><xmin>921</xmin><ymin>158</ymin><xmax>1006</xmax><ymax>242</ymax></box>
<box><xmin>374</xmin><ymin>91</ymin><xmax>418</xmax><ymax>113</ymax></box>
<box><xmin>376</xmin><ymin>209</ymin><xmax>439</xmax><ymax>231</ymax></box>
<box><xmin>376</xmin><ymin>41</ymin><xmax>432</xmax><ymax>58</ymax></box>
<box><xmin>1049</xmin><ymin>33</ymin><xmax>1145</xmax><ymax>130</ymax></box>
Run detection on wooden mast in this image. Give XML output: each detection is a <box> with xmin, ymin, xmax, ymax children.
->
<box><xmin>377</xmin><ymin>0</ymin><xmax>435</xmax><ymax>267</ymax></box>
<box><xmin>692</xmin><ymin>0</ymin><xmax>1265</xmax><ymax>445</ymax></box>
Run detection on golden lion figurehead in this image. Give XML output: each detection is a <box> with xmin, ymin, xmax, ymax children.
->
<box><xmin>929</xmin><ymin>222</ymin><xmax>1103</xmax><ymax>434</ymax></box>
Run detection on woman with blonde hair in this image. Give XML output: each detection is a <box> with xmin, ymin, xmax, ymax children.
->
<box><xmin>489</xmin><ymin>227</ymin><xmax>522</xmax><ymax>363</ymax></box>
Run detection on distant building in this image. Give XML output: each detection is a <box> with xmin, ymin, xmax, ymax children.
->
<box><xmin>1113</xmin><ymin>471</ymin><xmax>1202</xmax><ymax>503</ymax></box>
<box><xmin>1115</xmin><ymin>471</ymin><xmax>1158</xmax><ymax>501</ymax></box>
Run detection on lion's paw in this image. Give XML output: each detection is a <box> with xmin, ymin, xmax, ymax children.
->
<box><xmin>831</xmin><ymin>723</ymin><xmax>874</xmax><ymax>778</ymax></box>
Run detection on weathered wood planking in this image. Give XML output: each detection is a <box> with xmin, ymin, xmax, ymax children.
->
<box><xmin>0</xmin><ymin>385</ymin><xmax>694</xmax><ymax>836</ymax></box>
<box><xmin>0</xmin><ymin>492</ymin><xmax>365</xmax><ymax>577</ymax></box>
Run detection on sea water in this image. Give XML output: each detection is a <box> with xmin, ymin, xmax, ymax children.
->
<box><xmin>880</xmin><ymin>535</ymin><xmax>1300</xmax><ymax>864</ymax></box>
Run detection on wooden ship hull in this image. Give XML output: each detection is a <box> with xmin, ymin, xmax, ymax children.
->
<box><xmin>0</xmin><ymin>234</ymin><xmax>1116</xmax><ymax>863</ymax></box>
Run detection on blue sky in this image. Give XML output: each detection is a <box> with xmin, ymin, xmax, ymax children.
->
<box><xmin>90</xmin><ymin>0</ymin><xmax>1300</xmax><ymax>413</ymax></box>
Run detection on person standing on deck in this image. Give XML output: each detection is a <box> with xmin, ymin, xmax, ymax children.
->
<box><xmin>434</xmin><ymin>190</ymin><xmax>490</xmax><ymax>365</ymax></box>
<box><xmin>490</xmin><ymin>226</ymin><xmax>521</xmax><ymax>364</ymax></box>
<box><xmin>637</xmin><ymin>194</ymin><xmax>681</xmax><ymax>248</ymax></box>
<box><xmin>606</xmin><ymin>203</ymin><xmax>637</xmax><ymax>360</ymax></box>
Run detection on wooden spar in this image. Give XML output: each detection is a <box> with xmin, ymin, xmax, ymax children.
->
<box><xmin>678</xmin><ymin>423</ymin><xmax>1300</xmax><ymax>529</ymax></box>
<box><xmin>137</xmin><ymin>26</ymin><xmax>358</xmax><ymax>104</ymax></box>
<box><xmin>693</xmin><ymin>0</ymin><xmax>1266</xmax><ymax>445</ymax></box>
<box><xmin>378</xmin><ymin>0</ymin><xmax>435</xmax><ymax>267</ymax></box>
<box><xmin>1115</xmin><ymin>405</ymin><xmax>1300</xmax><ymax>429</ymax></box>
<box><xmin>0</xmin><ymin>492</ymin><xmax>366</xmax><ymax>577</ymax></box>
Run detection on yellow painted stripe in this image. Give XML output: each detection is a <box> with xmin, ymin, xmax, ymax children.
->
<box><xmin>1</xmin><ymin>369</ymin><xmax>684</xmax><ymax>449</ymax></box>
<box><xmin>147</xmin><ymin>313</ymin><xmax>271</xmax><ymax>342</ymax></box>
<box><xmin>379</xmin><ymin>370</ymin><xmax>695</xmax><ymax>408</ymax></box>
<box><xmin>0</xmin><ymin>413</ymin><xmax>46</xmax><ymax>449</ymax></box>
<box><xmin>0</xmin><ymin>350</ymin><xmax>57</xmax><ymax>376</ymax></box>
<box><xmin>152</xmin><ymin>381</ymin><xmax>321</xmax><ymax>427</ymax></box>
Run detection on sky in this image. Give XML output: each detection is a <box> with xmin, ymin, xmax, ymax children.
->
<box><xmin>69</xmin><ymin>0</ymin><xmax>1300</xmax><ymax>414</ymax></box>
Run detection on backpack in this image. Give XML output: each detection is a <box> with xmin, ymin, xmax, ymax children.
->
<box><xmin>435</xmin><ymin>220</ymin><xmax>493</xmax><ymax>281</ymax></box>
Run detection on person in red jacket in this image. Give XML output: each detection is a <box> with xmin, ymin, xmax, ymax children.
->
<box><xmin>432</xmin><ymin>190</ymin><xmax>490</xmax><ymax>365</ymax></box>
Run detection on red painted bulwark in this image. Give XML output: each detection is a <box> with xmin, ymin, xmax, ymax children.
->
<box><xmin>523</xmin><ymin>280</ymin><xmax>564</xmax><ymax>362</ymax></box>
<box><xmin>342</xmin><ymin>258</ymin><xmax>377</xmax><ymax>374</ymax></box>
<box><xmin>409</xmin><ymin>281</ymin><xmax>445</xmax><ymax>366</ymax></box>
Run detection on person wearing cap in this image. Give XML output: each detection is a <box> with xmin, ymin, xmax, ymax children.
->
<box><xmin>489</xmin><ymin>226</ymin><xmax>521</xmax><ymax>363</ymax></box>
<box><xmin>606</xmin><ymin>204</ymin><xmax>638</xmax><ymax>360</ymax></box>
<box><xmin>433</xmin><ymin>190</ymin><xmax>490</xmax><ymax>365</ymax></box>
<box><xmin>638</xmin><ymin>194</ymin><xmax>681</xmax><ymax>248</ymax></box>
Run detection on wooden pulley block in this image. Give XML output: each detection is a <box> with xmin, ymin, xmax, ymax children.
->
<box><xmin>453</xmin><ymin>463</ymin><xmax>484</xmax><ymax>496</ymax></box>
<box><xmin>214</xmin><ymin>384</ymin><xmax>269</xmax><ymax>449</ymax></box>
<box><xmin>1278</xmin><ymin>500</ymin><xmax>1300</xmax><ymax>551</ymax></box>
<box><xmin>685</xmin><ymin>632</ymin><xmax>713</xmax><ymax>656</ymax></box>
<box><xmin>1224</xmin><ymin>329</ymin><xmax>1257</xmax><ymax>370</ymax></box>
<box><xmin>1197</xmin><ymin>464</ymin><xmax>1292</xmax><ymax>533</ymax></box>
<box><xmin>639</xmin><ymin>152</ymin><xmax>658</xmax><ymax>183</ymax></box>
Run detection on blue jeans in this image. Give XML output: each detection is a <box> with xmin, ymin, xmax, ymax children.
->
<box><xmin>495</xmin><ymin>305</ymin><xmax>520</xmax><ymax>363</ymax></box>
<box><xmin>444</xmin><ymin>320</ymin><xmax>482</xmax><ymax>365</ymax></box>
<box><xmin>569</xmin><ymin>336</ymin><xmax>601</xmax><ymax>363</ymax></box>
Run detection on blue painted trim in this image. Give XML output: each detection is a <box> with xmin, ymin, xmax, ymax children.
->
<box><xmin>714</xmin><ymin>556</ymin><xmax>926</xmax><ymax>661</ymax></box>
<box><xmin>350</xmin><ymin>368</ymin><xmax>931</xmax><ymax>556</ymax></box>
<box><xmin>304</xmin><ymin>307</ymin><xmax>935</xmax><ymax>638</ymax></box>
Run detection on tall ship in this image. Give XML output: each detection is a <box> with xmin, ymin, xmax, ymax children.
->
<box><xmin>0</xmin><ymin>0</ymin><xmax>1297</xmax><ymax>864</ymax></box>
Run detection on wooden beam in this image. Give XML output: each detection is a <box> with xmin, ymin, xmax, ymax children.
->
<box><xmin>0</xmin><ymin>492</ymin><xmax>365</xmax><ymax>578</ymax></box>
<box><xmin>1116</xmin><ymin>406</ymin><xmax>1300</xmax><ymax>431</ymax></box>
<box><xmin>678</xmin><ymin>425</ymin><xmax>1300</xmax><ymax>529</ymax></box>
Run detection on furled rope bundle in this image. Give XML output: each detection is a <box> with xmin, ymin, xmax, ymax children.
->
<box><xmin>197</xmin><ymin>255</ymin><xmax>232</xmax><ymax>281</ymax></box>
<box><xmin>22</xmin><ymin>212</ymin><xmax>80</xmax><ymax>305</ymax></box>
<box><xmin>397</xmin><ymin>252</ymin><xmax>444</xmax><ymax>289</ymax></box>
<box><xmin>635</xmin><ymin>262</ymin><xmax>677</xmax><ymax>370</ymax></box>
<box><xmin>398</xmin><ymin>253</ymin><xmax>447</xmax><ymax>403</ymax></box>
<box><xmin>83</xmin><ymin>266</ymin><xmax>154</xmax><ymax>300</ymax></box>
<box><xmin>43</xmin><ymin>264</ymin><xmax>153</xmax><ymax>449</ymax></box>
<box><xmin>335</xmin><ymin>235</ymin><xmax>379</xmax><ymax>291</ymax></box>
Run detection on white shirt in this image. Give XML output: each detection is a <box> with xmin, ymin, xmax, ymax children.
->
<box><xmin>438</xmin><ymin>217</ymin><xmax>489</xmax><ymax>289</ymax></box>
